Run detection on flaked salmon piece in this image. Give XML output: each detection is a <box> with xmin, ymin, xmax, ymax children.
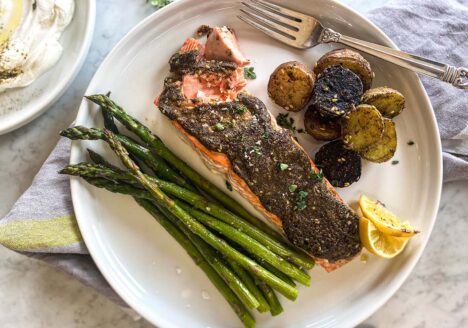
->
<box><xmin>180</xmin><ymin>37</ymin><xmax>205</xmax><ymax>55</ymax></box>
<box><xmin>180</xmin><ymin>64</ymin><xmax>246</xmax><ymax>103</ymax></box>
<box><xmin>156</xmin><ymin>26</ymin><xmax>362</xmax><ymax>272</ymax></box>
<box><xmin>204</xmin><ymin>26</ymin><xmax>250</xmax><ymax>66</ymax></box>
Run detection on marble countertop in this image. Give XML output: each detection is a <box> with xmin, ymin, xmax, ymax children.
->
<box><xmin>0</xmin><ymin>0</ymin><xmax>467</xmax><ymax>327</ymax></box>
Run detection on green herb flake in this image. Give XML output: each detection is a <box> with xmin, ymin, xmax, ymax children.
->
<box><xmin>288</xmin><ymin>184</ymin><xmax>298</xmax><ymax>192</ymax></box>
<box><xmin>214</xmin><ymin>122</ymin><xmax>225</xmax><ymax>131</ymax></box>
<box><xmin>235</xmin><ymin>104</ymin><xmax>248</xmax><ymax>114</ymax></box>
<box><xmin>252</xmin><ymin>145</ymin><xmax>262</xmax><ymax>157</ymax></box>
<box><xmin>309</xmin><ymin>169</ymin><xmax>324</xmax><ymax>182</ymax></box>
<box><xmin>407</xmin><ymin>140</ymin><xmax>415</xmax><ymax>146</ymax></box>
<box><xmin>32</xmin><ymin>0</ymin><xmax>37</xmax><ymax>10</ymax></box>
<box><xmin>276</xmin><ymin>113</ymin><xmax>304</xmax><ymax>136</ymax></box>
<box><xmin>391</xmin><ymin>160</ymin><xmax>399</xmax><ymax>165</ymax></box>
<box><xmin>278</xmin><ymin>163</ymin><xmax>289</xmax><ymax>171</ymax></box>
<box><xmin>148</xmin><ymin>0</ymin><xmax>172</xmax><ymax>8</ymax></box>
<box><xmin>225</xmin><ymin>180</ymin><xmax>233</xmax><ymax>192</ymax></box>
<box><xmin>244</xmin><ymin>66</ymin><xmax>257</xmax><ymax>79</ymax></box>
<box><xmin>261</xmin><ymin>132</ymin><xmax>269</xmax><ymax>139</ymax></box>
<box><xmin>295</xmin><ymin>191</ymin><xmax>309</xmax><ymax>211</ymax></box>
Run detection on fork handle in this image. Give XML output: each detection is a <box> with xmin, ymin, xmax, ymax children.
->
<box><xmin>321</xmin><ymin>28</ymin><xmax>468</xmax><ymax>89</ymax></box>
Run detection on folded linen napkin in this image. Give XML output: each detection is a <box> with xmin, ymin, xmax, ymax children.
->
<box><xmin>1</xmin><ymin>0</ymin><xmax>467</xmax><ymax>307</ymax></box>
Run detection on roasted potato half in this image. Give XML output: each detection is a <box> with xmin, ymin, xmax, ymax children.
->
<box><xmin>304</xmin><ymin>107</ymin><xmax>341</xmax><ymax>141</ymax></box>
<box><xmin>310</xmin><ymin>65</ymin><xmax>363</xmax><ymax>118</ymax></box>
<box><xmin>361</xmin><ymin>118</ymin><xmax>397</xmax><ymax>163</ymax></box>
<box><xmin>361</xmin><ymin>87</ymin><xmax>405</xmax><ymax>118</ymax></box>
<box><xmin>268</xmin><ymin>61</ymin><xmax>315</xmax><ymax>112</ymax></box>
<box><xmin>314</xmin><ymin>140</ymin><xmax>361</xmax><ymax>188</ymax></box>
<box><xmin>341</xmin><ymin>104</ymin><xmax>384</xmax><ymax>152</ymax></box>
<box><xmin>314</xmin><ymin>48</ymin><xmax>374</xmax><ymax>90</ymax></box>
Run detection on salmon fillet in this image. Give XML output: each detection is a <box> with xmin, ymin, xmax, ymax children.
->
<box><xmin>156</xmin><ymin>26</ymin><xmax>362</xmax><ymax>271</ymax></box>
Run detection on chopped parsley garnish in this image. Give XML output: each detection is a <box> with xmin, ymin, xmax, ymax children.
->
<box><xmin>226</xmin><ymin>181</ymin><xmax>233</xmax><ymax>191</ymax></box>
<box><xmin>288</xmin><ymin>184</ymin><xmax>298</xmax><ymax>192</ymax></box>
<box><xmin>276</xmin><ymin>113</ymin><xmax>304</xmax><ymax>136</ymax></box>
<box><xmin>391</xmin><ymin>160</ymin><xmax>399</xmax><ymax>165</ymax></box>
<box><xmin>214</xmin><ymin>122</ymin><xmax>225</xmax><ymax>131</ymax></box>
<box><xmin>235</xmin><ymin>104</ymin><xmax>248</xmax><ymax>114</ymax></box>
<box><xmin>261</xmin><ymin>132</ymin><xmax>269</xmax><ymax>139</ymax></box>
<box><xmin>407</xmin><ymin>140</ymin><xmax>415</xmax><ymax>146</ymax></box>
<box><xmin>278</xmin><ymin>163</ymin><xmax>289</xmax><ymax>171</ymax></box>
<box><xmin>295</xmin><ymin>191</ymin><xmax>309</xmax><ymax>211</ymax></box>
<box><xmin>244</xmin><ymin>66</ymin><xmax>257</xmax><ymax>79</ymax></box>
<box><xmin>252</xmin><ymin>145</ymin><xmax>262</xmax><ymax>157</ymax></box>
<box><xmin>32</xmin><ymin>0</ymin><xmax>37</xmax><ymax>10</ymax></box>
<box><xmin>309</xmin><ymin>169</ymin><xmax>324</xmax><ymax>182</ymax></box>
<box><xmin>148</xmin><ymin>0</ymin><xmax>172</xmax><ymax>8</ymax></box>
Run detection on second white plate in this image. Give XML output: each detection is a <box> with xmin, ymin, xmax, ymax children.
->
<box><xmin>0</xmin><ymin>0</ymin><xmax>96</xmax><ymax>135</ymax></box>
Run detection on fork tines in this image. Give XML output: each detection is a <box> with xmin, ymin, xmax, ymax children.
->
<box><xmin>238</xmin><ymin>0</ymin><xmax>309</xmax><ymax>46</ymax></box>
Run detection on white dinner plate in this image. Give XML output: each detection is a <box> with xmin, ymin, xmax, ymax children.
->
<box><xmin>0</xmin><ymin>0</ymin><xmax>96</xmax><ymax>135</ymax></box>
<box><xmin>70</xmin><ymin>1</ymin><xmax>442</xmax><ymax>327</ymax></box>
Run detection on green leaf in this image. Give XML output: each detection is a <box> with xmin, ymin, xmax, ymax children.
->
<box><xmin>278</xmin><ymin>163</ymin><xmax>289</xmax><ymax>171</ymax></box>
<box><xmin>244</xmin><ymin>66</ymin><xmax>257</xmax><ymax>79</ymax></box>
<box><xmin>214</xmin><ymin>122</ymin><xmax>225</xmax><ymax>131</ymax></box>
<box><xmin>148</xmin><ymin>0</ymin><xmax>172</xmax><ymax>8</ymax></box>
<box><xmin>288</xmin><ymin>184</ymin><xmax>297</xmax><ymax>193</ymax></box>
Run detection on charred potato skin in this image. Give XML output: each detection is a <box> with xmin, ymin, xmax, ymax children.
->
<box><xmin>268</xmin><ymin>61</ymin><xmax>316</xmax><ymax>112</ymax></box>
<box><xmin>304</xmin><ymin>107</ymin><xmax>341</xmax><ymax>141</ymax></box>
<box><xmin>314</xmin><ymin>140</ymin><xmax>361</xmax><ymax>188</ymax></box>
<box><xmin>314</xmin><ymin>48</ymin><xmax>374</xmax><ymax>91</ymax></box>
<box><xmin>361</xmin><ymin>118</ymin><xmax>397</xmax><ymax>163</ymax></box>
<box><xmin>310</xmin><ymin>65</ymin><xmax>363</xmax><ymax>119</ymax></box>
<box><xmin>361</xmin><ymin>87</ymin><xmax>405</xmax><ymax>118</ymax></box>
<box><xmin>341</xmin><ymin>104</ymin><xmax>384</xmax><ymax>152</ymax></box>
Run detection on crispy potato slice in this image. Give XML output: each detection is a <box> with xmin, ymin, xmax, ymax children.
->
<box><xmin>268</xmin><ymin>61</ymin><xmax>315</xmax><ymax>112</ymax></box>
<box><xmin>361</xmin><ymin>87</ymin><xmax>405</xmax><ymax>118</ymax></box>
<box><xmin>341</xmin><ymin>104</ymin><xmax>384</xmax><ymax>152</ymax></box>
<box><xmin>310</xmin><ymin>65</ymin><xmax>363</xmax><ymax>118</ymax></box>
<box><xmin>314</xmin><ymin>140</ymin><xmax>361</xmax><ymax>188</ymax></box>
<box><xmin>361</xmin><ymin>118</ymin><xmax>397</xmax><ymax>163</ymax></box>
<box><xmin>314</xmin><ymin>48</ymin><xmax>374</xmax><ymax>90</ymax></box>
<box><xmin>304</xmin><ymin>107</ymin><xmax>341</xmax><ymax>141</ymax></box>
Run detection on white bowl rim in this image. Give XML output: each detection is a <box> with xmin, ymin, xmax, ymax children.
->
<box><xmin>0</xmin><ymin>0</ymin><xmax>97</xmax><ymax>135</ymax></box>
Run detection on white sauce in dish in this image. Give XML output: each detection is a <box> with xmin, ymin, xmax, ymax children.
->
<box><xmin>0</xmin><ymin>0</ymin><xmax>74</xmax><ymax>93</ymax></box>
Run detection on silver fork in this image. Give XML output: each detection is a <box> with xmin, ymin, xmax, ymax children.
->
<box><xmin>239</xmin><ymin>0</ymin><xmax>468</xmax><ymax>89</ymax></box>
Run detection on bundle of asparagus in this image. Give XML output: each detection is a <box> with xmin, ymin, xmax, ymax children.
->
<box><xmin>59</xmin><ymin>95</ymin><xmax>315</xmax><ymax>327</ymax></box>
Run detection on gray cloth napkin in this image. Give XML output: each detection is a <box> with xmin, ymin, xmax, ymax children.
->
<box><xmin>1</xmin><ymin>0</ymin><xmax>467</xmax><ymax>307</ymax></box>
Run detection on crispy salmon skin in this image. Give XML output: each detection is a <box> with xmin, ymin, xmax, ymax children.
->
<box><xmin>156</xmin><ymin>26</ymin><xmax>362</xmax><ymax>271</ymax></box>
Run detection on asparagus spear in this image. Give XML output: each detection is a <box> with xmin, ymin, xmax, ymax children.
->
<box><xmin>86</xmin><ymin>148</ymin><xmax>120</xmax><ymax>171</ymax></box>
<box><xmin>228</xmin><ymin>261</ymin><xmax>270</xmax><ymax>313</ymax></box>
<box><xmin>103</xmin><ymin>130</ymin><xmax>298</xmax><ymax>300</ymax></box>
<box><xmin>85</xmin><ymin>94</ymin><xmax>284</xmax><ymax>238</ymax></box>
<box><xmin>136</xmin><ymin>198</ymin><xmax>255</xmax><ymax>327</ymax></box>
<box><xmin>60</xmin><ymin>126</ymin><xmax>194</xmax><ymax>191</ymax></box>
<box><xmin>252</xmin><ymin>255</ymin><xmax>296</xmax><ymax>288</ymax></box>
<box><xmin>61</xmin><ymin>162</ymin><xmax>314</xmax><ymax>270</ymax></box>
<box><xmin>255</xmin><ymin>277</ymin><xmax>284</xmax><ymax>316</ymax></box>
<box><xmin>175</xmin><ymin>200</ymin><xmax>310</xmax><ymax>286</ymax></box>
<box><xmin>101</xmin><ymin>92</ymin><xmax>119</xmax><ymax>133</ymax></box>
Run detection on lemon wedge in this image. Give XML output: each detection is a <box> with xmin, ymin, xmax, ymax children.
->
<box><xmin>359</xmin><ymin>195</ymin><xmax>419</xmax><ymax>237</ymax></box>
<box><xmin>359</xmin><ymin>217</ymin><xmax>409</xmax><ymax>258</ymax></box>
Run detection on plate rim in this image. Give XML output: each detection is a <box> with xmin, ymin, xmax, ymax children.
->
<box><xmin>69</xmin><ymin>1</ymin><xmax>443</xmax><ymax>327</ymax></box>
<box><xmin>0</xmin><ymin>0</ymin><xmax>97</xmax><ymax>135</ymax></box>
